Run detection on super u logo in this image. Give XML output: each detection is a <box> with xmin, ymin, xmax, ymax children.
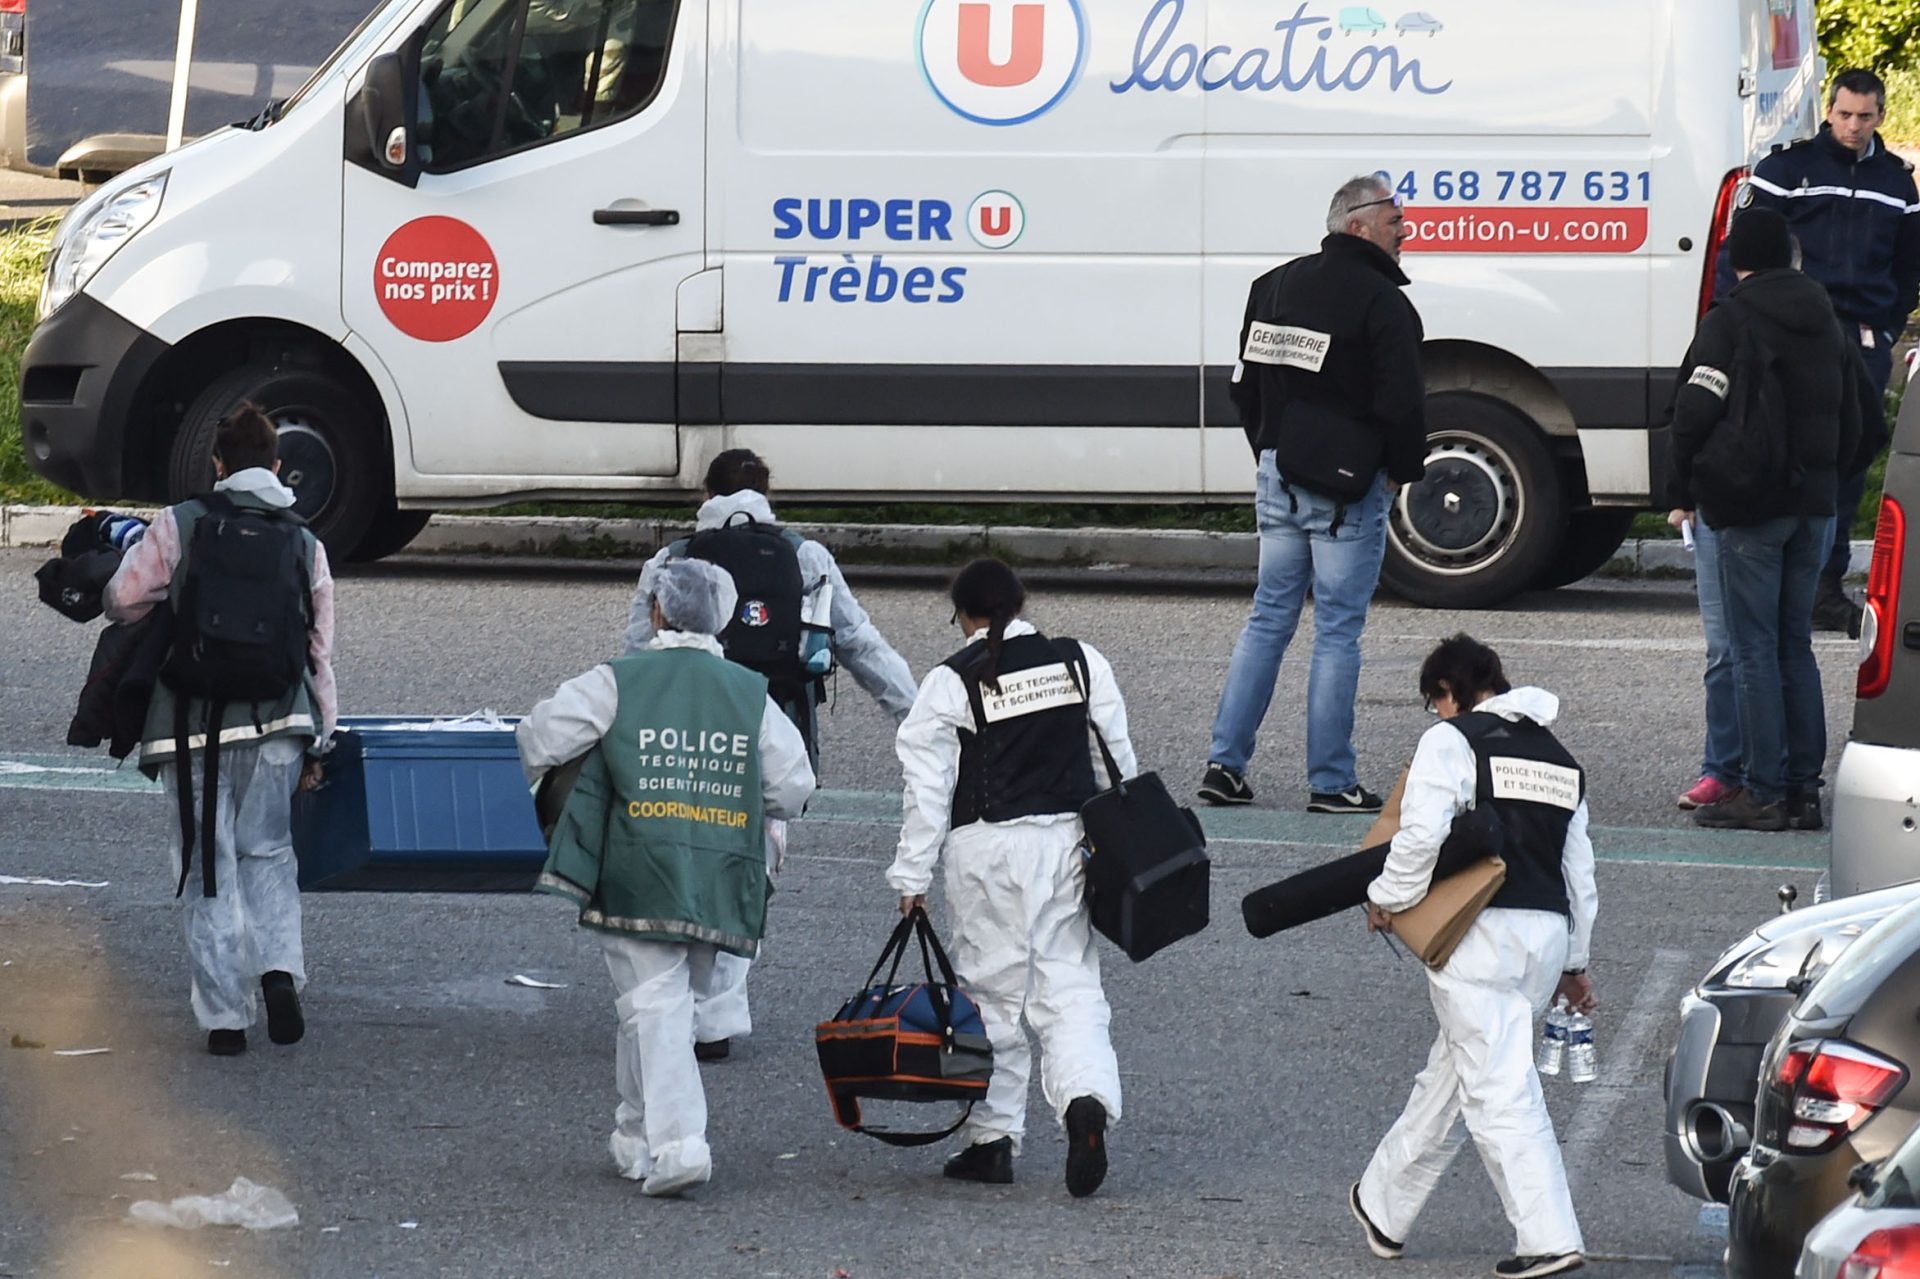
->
<box><xmin>918</xmin><ymin>0</ymin><xmax>1087</xmax><ymax>126</ymax></box>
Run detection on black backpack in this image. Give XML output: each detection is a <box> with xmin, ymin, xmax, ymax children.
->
<box><xmin>674</xmin><ymin>512</ymin><xmax>824</xmax><ymax>759</ymax></box>
<box><xmin>161</xmin><ymin>493</ymin><xmax>314</xmax><ymax>899</ymax></box>
<box><xmin>162</xmin><ymin>494</ymin><xmax>313</xmax><ymax>702</ymax></box>
<box><xmin>1693</xmin><ymin>299</ymin><xmax>1798</xmax><ymax>517</ymax></box>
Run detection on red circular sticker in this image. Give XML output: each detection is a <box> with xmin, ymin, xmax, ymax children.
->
<box><xmin>373</xmin><ymin>216</ymin><xmax>499</xmax><ymax>342</ymax></box>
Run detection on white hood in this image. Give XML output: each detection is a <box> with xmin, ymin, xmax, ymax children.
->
<box><xmin>1474</xmin><ymin>687</ymin><xmax>1559</xmax><ymax>726</ymax></box>
<box><xmin>214</xmin><ymin>466</ymin><xmax>297</xmax><ymax>509</ymax></box>
<box><xmin>694</xmin><ymin>490</ymin><xmax>778</xmax><ymax>530</ymax></box>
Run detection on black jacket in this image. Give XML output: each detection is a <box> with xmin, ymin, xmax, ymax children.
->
<box><xmin>1230</xmin><ymin>234</ymin><xmax>1428</xmax><ymax>484</ymax></box>
<box><xmin>67</xmin><ymin>611</ymin><xmax>173</xmax><ymax>761</ymax></box>
<box><xmin>1717</xmin><ymin>127</ymin><xmax>1920</xmax><ymax>335</ymax></box>
<box><xmin>1667</xmin><ymin>268</ymin><xmax>1865</xmax><ymax>527</ymax></box>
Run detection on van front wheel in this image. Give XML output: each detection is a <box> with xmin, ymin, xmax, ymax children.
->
<box><xmin>167</xmin><ymin>364</ymin><xmax>384</xmax><ymax>556</ymax></box>
<box><xmin>1380</xmin><ymin>392</ymin><xmax>1565</xmax><ymax>609</ymax></box>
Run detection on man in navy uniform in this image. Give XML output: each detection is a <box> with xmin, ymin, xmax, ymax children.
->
<box><xmin>1722</xmin><ymin>69</ymin><xmax>1920</xmax><ymax>632</ymax></box>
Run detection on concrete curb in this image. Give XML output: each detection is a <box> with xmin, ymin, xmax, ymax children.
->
<box><xmin>0</xmin><ymin>503</ymin><xmax>1876</xmax><ymax>578</ymax></box>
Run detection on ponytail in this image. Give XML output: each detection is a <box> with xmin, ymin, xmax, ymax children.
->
<box><xmin>949</xmin><ymin>558</ymin><xmax>1026</xmax><ymax>694</ymax></box>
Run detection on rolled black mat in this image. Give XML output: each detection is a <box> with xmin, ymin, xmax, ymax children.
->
<box><xmin>1241</xmin><ymin>804</ymin><xmax>1505</xmax><ymax>939</ymax></box>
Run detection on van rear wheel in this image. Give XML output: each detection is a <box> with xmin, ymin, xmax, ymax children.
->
<box><xmin>167</xmin><ymin>364</ymin><xmax>383</xmax><ymax>556</ymax></box>
<box><xmin>1380</xmin><ymin>392</ymin><xmax>1565</xmax><ymax>609</ymax></box>
<box><xmin>1534</xmin><ymin>507</ymin><xmax>1636</xmax><ymax>589</ymax></box>
<box><xmin>346</xmin><ymin>506</ymin><xmax>435</xmax><ymax>562</ymax></box>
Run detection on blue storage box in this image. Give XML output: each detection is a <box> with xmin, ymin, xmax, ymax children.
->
<box><xmin>292</xmin><ymin>715</ymin><xmax>547</xmax><ymax>892</ymax></box>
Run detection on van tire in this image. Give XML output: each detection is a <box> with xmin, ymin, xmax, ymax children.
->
<box><xmin>1381</xmin><ymin>392</ymin><xmax>1564</xmax><ymax>609</ymax></box>
<box><xmin>167</xmin><ymin>364</ymin><xmax>383</xmax><ymax>556</ymax></box>
<box><xmin>346</xmin><ymin>506</ymin><xmax>435</xmax><ymax>562</ymax></box>
<box><xmin>1534</xmin><ymin>507</ymin><xmax>1636</xmax><ymax>589</ymax></box>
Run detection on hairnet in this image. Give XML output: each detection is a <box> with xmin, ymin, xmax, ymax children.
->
<box><xmin>655</xmin><ymin>557</ymin><xmax>738</xmax><ymax>636</ymax></box>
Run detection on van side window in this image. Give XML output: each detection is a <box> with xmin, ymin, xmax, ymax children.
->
<box><xmin>416</xmin><ymin>0</ymin><xmax>677</xmax><ymax>170</ymax></box>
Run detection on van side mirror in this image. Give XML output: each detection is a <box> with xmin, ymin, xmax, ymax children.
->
<box><xmin>346</xmin><ymin>51</ymin><xmax>421</xmax><ymax>187</ymax></box>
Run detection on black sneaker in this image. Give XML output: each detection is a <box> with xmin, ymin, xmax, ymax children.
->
<box><xmin>1309</xmin><ymin>786</ymin><xmax>1385</xmax><ymax>815</ymax></box>
<box><xmin>1494</xmin><ymin>1254</ymin><xmax>1583</xmax><ymax>1278</ymax></box>
<box><xmin>207</xmin><ymin>1029</ymin><xmax>247</xmax><ymax>1057</ymax></box>
<box><xmin>694</xmin><ymin>1038</ymin><xmax>731</xmax><ymax>1063</ymax></box>
<box><xmin>261</xmin><ymin>971</ymin><xmax>304</xmax><ymax>1045</ymax></box>
<box><xmin>1693</xmin><ymin>789</ymin><xmax>1787</xmax><ymax>833</ymax></box>
<box><xmin>1786</xmin><ymin>792</ymin><xmax>1825</xmax><ymax>832</ymax></box>
<box><xmin>1063</xmin><ymin>1097</ymin><xmax>1108</xmax><ymax>1199</ymax></box>
<box><xmin>1197</xmin><ymin>763</ymin><xmax>1254</xmax><ymax>806</ymax></box>
<box><xmin>1349</xmin><ymin>1182</ymin><xmax>1404</xmax><ymax>1260</ymax></box>
<box><xmin>943</xmin><ymin>1137</ymin><xmax>1014</xmax><ymax>1185</ymax></box>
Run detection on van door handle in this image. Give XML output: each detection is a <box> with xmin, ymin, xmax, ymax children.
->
<box><xmin>1903</xmin><ymin>622</ymin><xmax>1920</xmax><ymax>651</ymax></box>
<box><xmin>594</xmin><ymin>208</ymin><xmax>679</xmax><ymax>226</ymax></box>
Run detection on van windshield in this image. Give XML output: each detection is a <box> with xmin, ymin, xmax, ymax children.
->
<box><xmin>277</xmin><ymin>0</ymin><xmax>413</xmax><ymax>120</ymax></box>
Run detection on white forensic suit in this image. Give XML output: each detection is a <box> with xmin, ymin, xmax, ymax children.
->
<box><xmin>1356</xmin><ymin>687</ymin><xmax>1598</xmax><ymax>1259</ymax></box>
<box><xmin>886</xmin><ymin>619</ymin><xmax>1136</xmax><ymax>1152</ymax></box>
<box><xmin>624</xmin><ymin>488</ymin><xmax>917</xmax><ymax>1046</ymax></box>
<box><xmin>517</xmin><ymin>629</ymin><xmax>815</xmax><ymax>1194</ymax></box>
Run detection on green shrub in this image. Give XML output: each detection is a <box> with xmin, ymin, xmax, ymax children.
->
<box><xmin>0</xmin><ymin>223</ymin><xmax>68</xmax><ymax>505</ymax></box>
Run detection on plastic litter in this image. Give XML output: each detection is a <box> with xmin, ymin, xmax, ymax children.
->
<box><xmin>127</xmin><ymin>1178</ymin><xmax>299</xmax><ymax>1231</ymax></box>
<box><xmin>120</xmin><ymin>1172</ymin><xmax>159</xmax><ymax>1182</ymax></box>
<box><xmin>505</xmin><ymin>975</ymin><xmax>567</xmax><ymax>989</ymax></box>
<box><xmin>379</xmin><ymin>711</ymin><xmax>512</xmax><ymax>732</ymax></box>
<box><xmin>53</xmin><ymin>1047</ymin><xmax>110</xmax><ymax>1057</ymax></box>
<box><xmin>399</xmin><ymin>1221</ymin><xmax>419</xmax><ymax>1230</ymax></box>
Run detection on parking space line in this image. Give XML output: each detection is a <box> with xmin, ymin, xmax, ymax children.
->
<box><xmin>1564</xmin><ymin>948</ymin><xmax>1694</xmax><ymax>1192</ymax></box>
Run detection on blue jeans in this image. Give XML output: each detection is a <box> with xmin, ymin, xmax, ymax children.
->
<box><xmin>1208</xmin><ymin>452</ymin><xmax>1391</xmax><ymax>792</ymax></box>
<box><xmin>1716</xmin><ymin>514</ymin><xmax>1833</xmax><ymax>803</ymax></box>
<box><xmin>1825</xmin><ymin>332</ymin><xmax>1894</xmax><ymax>581</ymax></box>
<box><xmin>1692</xmin><ymin>521</ymin><xmax>1741</xmax><ymax>785</ymax></box>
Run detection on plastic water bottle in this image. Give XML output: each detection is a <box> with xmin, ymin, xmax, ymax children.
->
<box><xmin>1536</xmin><ymin>998</ymin><xmax>1569</xmax><ymax>1076</ymax></box>
<box><xmin>1566</xmin><ymin>1009</ymin><xmax>1597</xmax><ymax>1084</ymax></box>
<box><xmin>99</xmin><ymin>513</ymin><xmax>147</xmax><ymax>550</ymax></box>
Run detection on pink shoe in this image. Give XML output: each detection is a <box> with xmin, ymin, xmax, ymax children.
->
<box><xmin>1678</xmin><ymin>776</ymin><xmax>1736</xmax><ymax>810</ymax></box>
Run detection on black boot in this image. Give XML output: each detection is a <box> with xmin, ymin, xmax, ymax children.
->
<box><xmin>694</xmin><ymin>1038</ymin><xmax>731</xmax><ymax>1062</ymax></box>
<box><xmin>943</xmin><ymin>1137</ymin><xmax>1014</xmax><ymax>1184</ymax></box>
<box><xmin>207</xmin><ymin>1029</ymin><xmax>247</xmax><ymax>1056</ymax></box>
<box><xmin>1064</xmin><ymin>1098</ymin><xmax>1109</xmax><ymax>1198</ymax></box>
<box><xmin>261</xmin><ymin>971</ymin><xmax>304</xmax><ymax>1045</ymax></box>
<box><xmin>1812</xmin><ymin>575</ymin><xmax>1863</xmax><ymax>638</ymax></box>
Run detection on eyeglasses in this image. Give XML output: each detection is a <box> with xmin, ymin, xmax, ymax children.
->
<box><xmin>1354</xmin><ymin>194</ymin><xmax>1404</xmax><ymax>212</ymax></box>
<box><xmin>1423</xmin><ymin>691</ymin><xmax>1451</xmax><ymax>715</ymax></box>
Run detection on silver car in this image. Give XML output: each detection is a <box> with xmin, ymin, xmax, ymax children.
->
<box><xmin>1798</xmin><ymin>1124</ymin><xmax>1920</xmax><ymax>1279</ymax></box>
<box><xmin>1833</xmin><ymin>367</ymin><xmax>1920</xmax><ymax>897</ymax></box>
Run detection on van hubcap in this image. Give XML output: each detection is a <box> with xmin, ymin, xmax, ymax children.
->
<box><xmin>273</xmin><ymin>415</ymin><xmax>337</xmax><ymax>523</ymax></box>
<box><xmin>1392</xmin><ymin>433</ymin><xmax>1524</xmax><ymax>575</ymax></box>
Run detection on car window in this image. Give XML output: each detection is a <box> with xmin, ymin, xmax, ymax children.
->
<box><xmin>416</xmin><ymin>0</ymin><xmax>678</xmax><ymax>171</ymax></box>
<box><xmin>1806</xmin><ymin>896</ymin><xmax>1920</xmax><ymax>1021</ymax></box>
<box><xmin>1869</xmin><ymin>1123</ymin><xmax>1920</xmax><ymax>1209</ymax></box>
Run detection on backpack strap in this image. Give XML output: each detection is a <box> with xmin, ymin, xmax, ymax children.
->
<box><xmin>1054</xmin><ymin>638</ymin><xmax>1124</xmax><ymax>791</ymax></box>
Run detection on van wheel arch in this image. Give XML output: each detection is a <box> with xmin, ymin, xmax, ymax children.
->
<box><xmin>139</xmin><ymin>322</ymin><xmax>396</xmax><ymax>556</ymax></box>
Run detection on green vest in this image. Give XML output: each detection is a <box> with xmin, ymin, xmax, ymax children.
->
<box><xmin>537</xmin><ymin>648</ymin><xmax>771</xmax><ymax>956</ymax></box>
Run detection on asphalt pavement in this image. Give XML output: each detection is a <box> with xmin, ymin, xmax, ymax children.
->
<box><xmin>0</xmin><ymin>553</ymin><xmax>1861</xmax><ymax>1278</ymax></box>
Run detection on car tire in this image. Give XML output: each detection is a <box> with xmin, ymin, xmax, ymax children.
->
<box><xmin>1533</xmin><ymin>507</ymin><xmax>1636</xmax><ymax>589</ymax></box>
<box><xmin>1380</xmin><ymin>392</ymin><xmax>1565</xmax><ymax>609</ymax></box>
<box><xmin>346</xmin><ymin>506</ymin><xmax>435</xmax><ymax>563</ymax></box>
<box><xmin>167</xmin><ymin>364</ymin><xmax>384</xmax><ymax>557</ymax></box>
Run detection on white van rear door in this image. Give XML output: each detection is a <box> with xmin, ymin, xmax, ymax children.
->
<box><xmin>1742</xmin><ymin>0</ymin><xmax>1821</xmax><ymax>160</ymax></box>
<box><xmin>342</xmin><ymin>0</ymin><xmax>705</xmax><ymax>482</ymax></box>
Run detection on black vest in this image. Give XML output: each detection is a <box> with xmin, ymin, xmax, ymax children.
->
<box><xmin>1449</xmin><ymin>711</ymin><xmax>1585</xmax><ymax>918</ymax></box>
<box><xmin>944</xmin><ymin>633</ymin><xmax>1098</xmax><ymax>829</ymax></box>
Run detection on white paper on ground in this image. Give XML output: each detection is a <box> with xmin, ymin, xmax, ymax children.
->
<box><xmin>1</xmin><ymin>876</ymin><xmax>109</xmax><ymax>888</ymax></box>
<box><xmin>128</xmin><ymin>1178</ymin><xmax>299</xmax><ymax>1231</ymax></box>
<box><xmin>53</xmin><ymin>1048</ymin><xmax>110</xmax><ymax>1057</ymax></box>
<box><xmin>505</xmin><ymin>974</ymin><xmax>567</xmax><ymax>989</ymax></box>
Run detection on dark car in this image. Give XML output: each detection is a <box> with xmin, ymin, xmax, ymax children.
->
<box><xmin>1665</xmin><ymin>882</ymin><xmax>1919</xmax><ymax>1201</ymax></box>
<box><xmin>1727</xmin><ymin>895</ymin><xmax>1920</xmax><ymax>1277</ymax></box>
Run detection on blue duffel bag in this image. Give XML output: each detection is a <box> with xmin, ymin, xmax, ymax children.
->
<box><xmin>815</xmin><ymin>907</ymin><xmax>994</xmax><ymax>1146</ymax></box>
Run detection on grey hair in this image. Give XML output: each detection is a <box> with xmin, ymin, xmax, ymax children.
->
<box><xmin>1327</xmin><ymin>175</ymin><xmax>1392</xmax><ymax>236</ymax></box>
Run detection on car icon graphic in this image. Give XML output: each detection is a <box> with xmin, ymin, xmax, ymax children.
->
<box><xmin>1338</xmin><ymin>7</ymin><xmax>1387</xmax><ymax>35</ymax></box>
<box><xmin>1396</xmin><ymin>11</ymin><xmax>1443</xmax><ymax>36</ymax></box>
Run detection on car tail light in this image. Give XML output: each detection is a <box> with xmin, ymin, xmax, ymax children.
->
<box><xmin>1860</xmin><ymin>497</ymin><xmax>1906</xmax><ymax>699</ymax></box>
<box><xmin>1777</xmin><ymin>1040</ymin><xmax>1906</xmax><ymax>1152</ymax></box>
<box><xmin>1841</xmin><ymin>1225</ymin><xmax>1920</xmax><ymax>1279</ymax></box>
<box><xmin>1699</xmin><ymin>167</ymin><xmax>1750</xmax><ymax>318</ymax></box>
<box><xmin>0</xmin><ymin>0</ymin><xmax>24</xmax><ymax>14</ymax></box>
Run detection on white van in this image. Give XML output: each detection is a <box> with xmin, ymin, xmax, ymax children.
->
<box><xmin>20</xmin><ymin>0</ymin><xmax>1820</xmax><ymax>601</ymax></box>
